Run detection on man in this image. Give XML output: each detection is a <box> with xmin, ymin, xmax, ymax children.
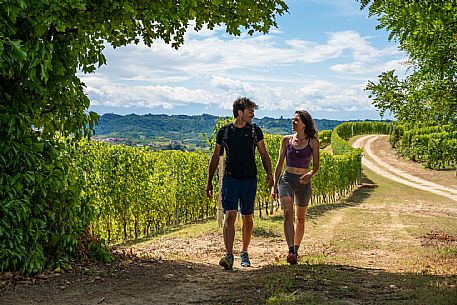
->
<box><xmin>206</xmin><ymin>97</ymin><xmax>273</xmax><ymax>270</ymax></box>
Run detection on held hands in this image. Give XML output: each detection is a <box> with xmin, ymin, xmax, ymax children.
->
<box><xmin>299</xmin><ymin>172</ymin><xmax>313</xmax><ymax>184</ymax></box>
<box><xmin>271</xmin><ymin>185</ymin><xmax>278</xmax><ymax>200</ymax></box>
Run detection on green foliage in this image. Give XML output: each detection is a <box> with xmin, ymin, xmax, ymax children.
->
<box><xmin>76</xmin><ymin>121</ymin><xmax>384</xmax><ymax>242</ymax></box>
<box><xmin>75</xmin><ymin>140</ymin><xmax>213</xmax><ymax>243</ymax></box>
<box><xmin>366</xmin><ymin>70</ymin><xmax>457</xmax><ymax>125</ymax></box>
<box><xmin>0</xmin><ymin>135</ymin><xmax>93</xmax><ymax>275</ymax></box>
<box><xmin>255</xmin><ymin>133</ymin><xmax>283</xmax><ymax>208</ymax></box>
<box><xmin>331</xmin><ymin>121</ymin><xmax>390</xmax><ymax>155</ymax></box>
<box><xmin>318</xmin><ymin>130</ymin><xmax>332</xmax><ymax>148</ymax></box>
<box><xmin>333</xmin><ymin>121</ymin><xmax>391</xmax><ymax>140</ymax></box>
<box><xmin>1</xmin><ymin>0</ymin><xmax>289</xmax><ymax>274</ymax></box>
<box><xmin>361</xmin><ymin>0</ymin><xmax>457</xmax><ymax>125</ymax></box>
<box><xmin>321</xmin><ymin>122</ymin><xmax>392</xmax><ymax>201</ymax></box>
<box><xmin>360</xmin><ymin>0</ymin><xmax>457</xmax><ymax>76</ymax></box>
<box><xmin>94</xmin><ymin>113</ymin><xmax>346</xmax><ymax>148</ymax></box>
<box><xmin>391</xmin><ymin>123</ymin><xmax>457</xmax><ymax>169</ymax></box>
<box><xmin>87</xmin><ymin>240</ymin><xmax>114</xmax><ymax>263</ymax></box>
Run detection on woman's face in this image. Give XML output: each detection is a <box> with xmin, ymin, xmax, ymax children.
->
<box><xmin>292</xmin><ymin>113</ymin><xmax>305</xmax><ymax>132</ymax></box>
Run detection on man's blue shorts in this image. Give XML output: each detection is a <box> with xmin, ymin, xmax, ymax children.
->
<box><xmin>221</xmin><ymin>176</ymin><xmax>257</xmax><ymax>215</ymax></box>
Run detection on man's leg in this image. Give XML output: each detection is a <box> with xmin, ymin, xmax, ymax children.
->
<box><xmin>241</xmin><ymin>214</ymin><xmax>253</xmax><ymax>252</ymax></box>
<box><xmin>223</xmin><ymin>210</ymin><xmax>238</xmax><ymax>255</ymax></box>
<box><xmin>239</xmin><ymin>178</ymin><xmax>256</xmax><ymax>267</ymax></box>
<box><xmin>219</xmin><ymin>210</ymin><xmax>237</xmax><ymax>270</ymax></box>
<box><xmin>220</xmin><ymin>176</ymin><xmax>238</xmax><ymax>270</ymax></box>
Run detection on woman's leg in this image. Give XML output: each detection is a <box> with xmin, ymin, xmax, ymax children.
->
<box><xmin>294</xmin><ymin>205</ymin><xmax>308</xmax><ymax>248</ymax></box>
<box><xmin>281</xmin><ymin>196</ymin><xmax>295</xmax><ymax>248</ymax></box>
<box><xmin>294</xmin><ymin>181</ymin><xmax>311</xmax><ymax>253</ymax></box>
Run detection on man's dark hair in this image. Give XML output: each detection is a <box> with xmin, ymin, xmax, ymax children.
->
<box><xmin>232</xmin><ymin>97</ymin><xmax>258</xmax><ymax>118</ymax></box>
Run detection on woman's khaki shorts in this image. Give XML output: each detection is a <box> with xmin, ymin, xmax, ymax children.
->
<box><xmin>278</xmin><ymin>171</ymin><xmax>312</xmax><ymax>207</ymax></box>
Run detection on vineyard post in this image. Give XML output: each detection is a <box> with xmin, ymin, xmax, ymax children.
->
<box><xmin>218</xmin><ymin>155</ymin><xmax>225</xmax><ymax>227</ymax></box>
<box><xmin>174</xmin><ymin>169</ymin><xmax>180</xmax><ymax>226</ymax></box>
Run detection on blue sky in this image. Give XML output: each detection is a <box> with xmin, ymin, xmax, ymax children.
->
<box><xmin>82</xmin><ymin>0</ymin><xmax>407</xmax><ymax>120</ymax></box>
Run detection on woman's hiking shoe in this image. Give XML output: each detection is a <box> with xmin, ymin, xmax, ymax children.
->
<box><xmin>287</xmin><ymin>252</ymin><xmax>298</xmax><ymax>265</ymax></box>
<box><xmin>219</xmin><ymin>255</ymin><xmax>234</xmax><ymax>270</ymax></box>
<box><xmin>240</xmin><ymin>251</ymin><xmax>251</xmax><ymax>267</ymax></box>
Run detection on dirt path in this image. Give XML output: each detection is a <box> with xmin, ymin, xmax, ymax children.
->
<box><xmin>353</xmin><ymin>135</ymin><xmax>457</xmax><ymax>202</ymax></box>
<box><xmin>1</xmin><ymin>137</ymin><xmax>456</xmax><ymax>305</ymax></box>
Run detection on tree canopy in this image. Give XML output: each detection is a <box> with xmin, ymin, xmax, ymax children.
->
<box><xmin>1</xmin><ymin>0</ymin><xmax>288</xmax><ymax>138</ymax></box>
<box><xmin>0</xmin><ymin>0</ymin><xmax>288</xmax><ymax>274</ymax></box>
<box><xmin>360</xmin><ymin>0</ymin><xmax>457</xmax><ymax>125</ymax></box>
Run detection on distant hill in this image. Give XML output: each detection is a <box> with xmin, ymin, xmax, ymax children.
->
<box><xmin>92</xmin><ymin>113</ymin><xmax>349</xmax><ymax>149</ymax></box>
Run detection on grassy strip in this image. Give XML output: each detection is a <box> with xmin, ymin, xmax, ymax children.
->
<box><xmin>255</xmin><ymin>167</ymin><xmax>457</xmax><ymax>304</ymax></box>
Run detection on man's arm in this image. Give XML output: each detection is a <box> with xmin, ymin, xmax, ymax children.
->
<box><xmin>256</xmin><ymin>140</ymin><xmax>273</xmax><ymax>187</ymax></box>
<box><xmin>205</xmin><ymin>143</ymin><xmax>222</xmax><ymax>198</ymax></box>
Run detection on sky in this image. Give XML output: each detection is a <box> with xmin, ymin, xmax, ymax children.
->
<box><xmin>81</xmin><ymin>0</ymin><xmax>407</xmax><ymax>120</ymax></box>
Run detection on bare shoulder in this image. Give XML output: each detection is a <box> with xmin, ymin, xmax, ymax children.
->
<box><xmin>282</xmin><ymin>135</ymin><xmax>292</xmax><ymax>142</ymax></box>
<box><xmin>280</xmin><ymin>135</ymin><xmax>290</xmax><ymax>146</ymax></box>
<box><xmin>311</xmin><ymin>137</ymin><xmax>319</xmax><ymax>148</ymax></box>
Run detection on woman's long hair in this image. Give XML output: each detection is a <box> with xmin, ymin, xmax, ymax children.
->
<box><xmin>295</xmin><ymin>110</ymin><xmax>318</xmax><ymax>138</ymax></box>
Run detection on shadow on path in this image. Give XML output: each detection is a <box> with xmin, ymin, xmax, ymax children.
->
<box><xmin>233</xmin><ymin>263</ymin><xmax>457</xmax><ymax>305</ymax></box>
<box><xmin>3</xmin><ymin>259</ymin><xmax>456</xmax><ymax>305</ymax></box>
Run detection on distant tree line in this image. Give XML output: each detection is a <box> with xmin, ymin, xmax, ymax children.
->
<box><xmin>93</xmin><ymin>113</ymin><xmax>385</xmax><ymax>147</ymax></box>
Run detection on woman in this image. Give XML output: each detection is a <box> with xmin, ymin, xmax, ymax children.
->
<box><xmin>271</xmin><ymin>110</ymin><xmax>320</xmax><ymax>265</ymax></box>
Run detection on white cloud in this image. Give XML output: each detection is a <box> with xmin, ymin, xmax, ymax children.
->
<box><xmin>83</xmin><ymin>20</ymin><xmax>403</xmax><ymax>119</ymax></box>
<box><xmin>95</xmin><ymin>29</ymin><xmax>400</xmax><ymax>82</ymax></box>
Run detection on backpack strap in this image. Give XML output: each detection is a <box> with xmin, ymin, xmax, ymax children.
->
<box><xmin>220</xmin><ymin>123</ymin><xmax>233</xmax><ymax>156</ymax></box>
<box><xmin>251</xmin><ymin>124</ymin><xmax>258</xmax><ymax>154</ymax></box>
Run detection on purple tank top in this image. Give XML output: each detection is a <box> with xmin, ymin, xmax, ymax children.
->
<box><xmin>286</xmin><ymin>137</ymin><xmax>313</xmax><ymax>169</ymax></box>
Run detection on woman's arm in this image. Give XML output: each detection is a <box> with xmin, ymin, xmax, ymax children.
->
<box><xmin>271</xmin><ymin>136</ymin><xmax>289</xmax><ymax>199</ymax></box>
<box><xmin>310</xmin><ymin>137</ymin><xmax>320</xmax><ymax>176</ymax></box>
<box><xmin>299</xmin><ymin>137</ymin><xmax>320</xmax><ymax>184</ymax></box>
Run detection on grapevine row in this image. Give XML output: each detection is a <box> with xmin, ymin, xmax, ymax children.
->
<box><xmin>76</xmin><ymin>122</ymin><xmax>389</xmax><ymax>243</ymax></box>
<box><xmin>390</xmin><ymin>124</ymin><xmax>456</xmax><ymax>169</ymax></box>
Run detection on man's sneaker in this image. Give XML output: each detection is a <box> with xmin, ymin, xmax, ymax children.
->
<box><xmin>219</xmin><ymin>255</ymin><xmax>234</xmax><ymax>270</ymax></box>
<box><xmin>287</xmin><ymin>252</ymin><xmax>298</xmax><ymax>265</ymax></box>
<box><xmin>240</xmin><ymin>251</ymin><xmax>251</xmax><ymax>267</ymax></box>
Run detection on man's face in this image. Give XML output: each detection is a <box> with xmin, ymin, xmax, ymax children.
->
<box><xmin>241</xmin><ymin>107</ymin><xmax>255</xmax><ymax>123</ymax></box>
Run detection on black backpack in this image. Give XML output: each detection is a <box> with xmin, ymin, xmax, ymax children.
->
<box><xmin>220</xmin><ymin>123</ymin><xmax>258</xmax><ymax>156</ymax></box>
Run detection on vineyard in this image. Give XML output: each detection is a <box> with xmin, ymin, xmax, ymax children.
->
<box><xmin>1</xmin><ymin>1</ymin><xmax>456</xmax><ymax>303</ymax></box>
<box><xmin>75</xmin><ymin>141</ymin><xmax>212</xmax><ymax>244</ymax></box>
<box><xmin>390</xmin><ymin>123</ymin><xmax>457</xmax><ymax>170</ymax></box>
<box><xmin>0</xmin><ymin>0</ymin><xmax>457</xmax><ymax>305</ymax></box>
<box><xmin>2</xmin><ymin>119</ymin><xmax>454</xmax><ymax>276</ymax></box>
<box><xmin>75</xmin><ymin>121</ymin><xmax>392</xmax><ymax>244</ymax></box>
<box><xmin>2</xmin><ymin>129</ymin><xmax>455</xmax><ymax>305</ymax></box>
